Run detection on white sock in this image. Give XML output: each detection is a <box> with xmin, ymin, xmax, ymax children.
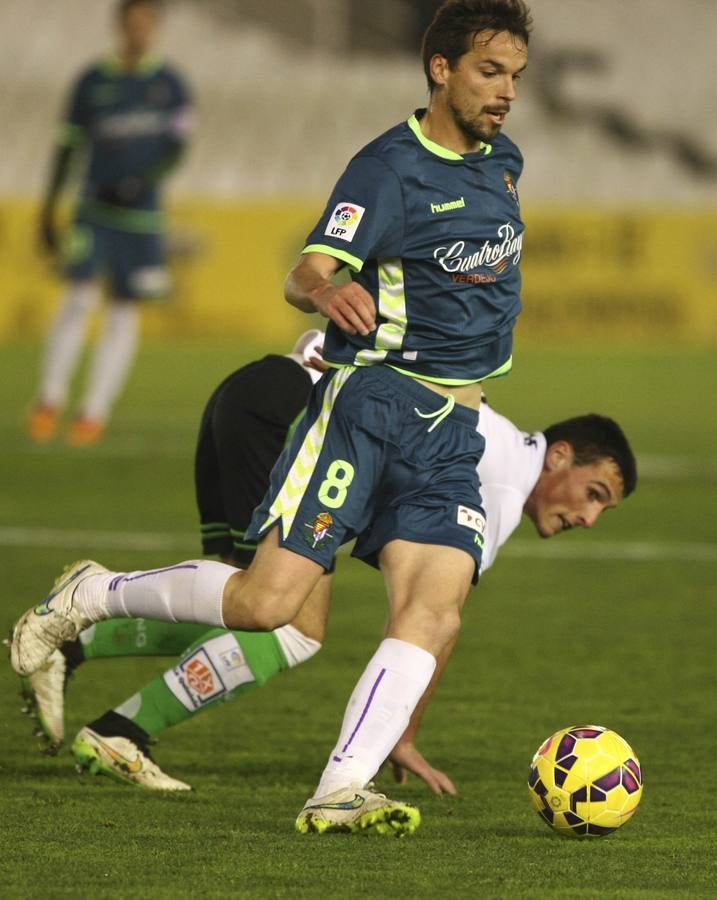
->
<box><xmin>80</xmin><ymin>301</ymin><xmax>140</xmax><ymax>421</ymax></box>
<box><xmin>74</xmin><ymin>560</ymin><xmax>236</xmax><ymax>627</ymax></box>
<box><xmin>38</xmin><ymin>282</ymin><xmax>99</xmax><ymax>409</ymax></box>
<box><xmin>274</xmin><ymin>624</ymin><xmax>321</xmax><ymax>667</ymax></box>
<box><xmin>313</xmin><ymin>638</ymin><xmax>436</xmax><ymax>798</ymax></box>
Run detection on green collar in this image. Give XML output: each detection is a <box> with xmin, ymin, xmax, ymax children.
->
<box><xmin>101</xmin><ymin>53</ymin><xmax>163</xmax><ymax>77</ymax></box>
<box><xmin>407</xmin><ymin>112</ymin><xmax>492</xmax><ymax>159</ymax></box>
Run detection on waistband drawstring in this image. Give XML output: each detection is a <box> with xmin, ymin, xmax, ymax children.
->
<box><xmin>414</xmin><ymin>393</ymin><xmax>455</xmax><ymax>432</ymax></box>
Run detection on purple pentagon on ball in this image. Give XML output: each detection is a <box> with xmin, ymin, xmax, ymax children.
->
<box><xmin>570</xmin><ymin>786</ymin><xmax>588</xmax><ymax>812</ymax></box>
<box><xmin>533</xmin><ymin>778</ymin><xmax>548</xmax><ymax>797</ymax></box>
<box><xmin>622</xmin><ymin>768</ymin><xmax>640</xmax><ymax>794</ymax></box>
<box><xmin>556</xmin><ymin>734</ymin><xmax>576</xmax><ymax>759</ymax></box>
<box><xmin>569</xmin><ymin>727</ymin><xmax>603</xmax><ymax>739</ymax></box>
<box><xmin>539</xmin><ymin>807</ymin><xmax>554</xmax><ymax>825</ymax></box>
<box><xmin>586</xmin><ymin>823</ymin><xmax>618</xmax><ymax>837</ymax></box>
<box><xmin>594</xmin><ymin>767</ymin><xmax>621</xmax><ymax>791</ymax></box>
<box><xmin>625</xmin><ymin>758</ymin><xmax>642</xmax><ymax>783</ymax></box>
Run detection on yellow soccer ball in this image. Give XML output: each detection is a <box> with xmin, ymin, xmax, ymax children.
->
<box><xmin>528</xmin><ymin>725</ymin><xmax>643</xmax><ymax>837</ymax></box>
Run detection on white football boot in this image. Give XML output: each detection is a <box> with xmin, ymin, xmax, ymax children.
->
<box><xmin>11</xmin><ymin>560</ymin><xmax>107</xmax><ymax>676</ymax></box>
<box><xmin>72</xmin><ymin>726</ymin><xmax>192</xmax><ymax>791</ymax></box>
<box><xmin>295</xmin><ymin>785</ymin><xmax>421</xmax><ymax>836</ymax></box>
<box><xmin>20</xmin><ymin>648</ymin><xmax>68</xmax><ymax>752</ymax></box>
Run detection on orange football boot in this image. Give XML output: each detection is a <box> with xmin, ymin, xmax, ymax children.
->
<box><xmin>28</xmin><ymin>404</ymin><xmax>60</xmax><ymax>443</ymax></box>
<box><xmin>66</xmin><ymin>416</ymin><xmax>105</xmax><ymax>447</ymax></box>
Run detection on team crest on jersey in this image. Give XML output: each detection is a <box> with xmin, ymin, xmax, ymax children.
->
<box><xmin>503</xmin><ymin>170</ymin><xmax>519</xmax><ymax>206</ymax></box>
<box><xmin>457</xmin><ymin>505</ymin><xmax>486</xmax><ymax>535</ymax></box>
<box><xmin>325</xmin><ymin>203</ymin><xmax>365</xmax><ymax>242</ymax></box>
<box><xmin>304</xmin><ymin>511</ymin><xmax>334</xmax><ymax>548</ymax></box>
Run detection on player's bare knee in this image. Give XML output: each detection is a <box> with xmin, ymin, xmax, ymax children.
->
<box><xmin>222</xmin><ymin>574</ymin><xmax>299</xmax><ymax>631</ymax></box>
<box><xmin>390</xmin><ymin>599</ymin><xmax>462</xmax><ymax>653</ymax></box>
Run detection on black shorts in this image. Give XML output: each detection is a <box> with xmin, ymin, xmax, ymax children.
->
<box><xmin>194</xmin><ymin>355</ymin><xmax>313</xmax><ymax>565</ymax></box>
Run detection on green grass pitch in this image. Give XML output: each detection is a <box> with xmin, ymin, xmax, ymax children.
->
<box><xmin>0</xmin><ymin>339</ymin><xmax>715</xmax><ymax>898</ymax></box>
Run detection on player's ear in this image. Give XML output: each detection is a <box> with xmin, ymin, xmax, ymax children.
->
<box><xmin>545</xmin><ymin>440</ymin><xmax>574</xmax><ymax>471</ymax></box>
<box><xmin>429</xmin><ymin>54</ymin><xmax>451</xmax><ymax>88</ymax></box>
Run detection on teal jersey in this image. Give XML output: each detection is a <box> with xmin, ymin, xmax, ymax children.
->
<box><xmin>303</xmin><ymin>110</ymin><xmax>524</xmax><ymax>384</ymax></box>
<box><xmin>60</xmin><ymin>55</ymin><xmax>192</xmax><ymax>230</ymax></box>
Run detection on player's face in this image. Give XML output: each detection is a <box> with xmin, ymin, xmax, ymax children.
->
<box><xmin>119</xmin><ymin>3</ymin><xmax>159</xmax><ymax>58</ymax></box>
<box><xmin>526</xmin><ymin>445</ymin><xmax>624</xmax><ymax>539</ymax></box>
<box><xmin>439</xmin><ymin>30</ymin><xmax>528</xmax><ymax>144</ymax></box>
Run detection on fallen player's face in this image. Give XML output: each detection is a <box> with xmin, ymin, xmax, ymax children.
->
<box><xmin>443</xmin><ymin>30</ymin><xmax>528</xmax><ymax>144</ymax></box>
<box><xmin>529</xmin><ymin>456</ymin><xmax>624</xmax><ymax>539</ymax></box>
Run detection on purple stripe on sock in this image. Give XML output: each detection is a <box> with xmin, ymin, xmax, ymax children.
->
<box><xmin>109</xmin><ymin>574</ymin><xmax>125</xmax><ymax>591</ymax></box>
<box><xmin>109</xmin><ymin>564</ymin><xmax>198</xmax><ymax>593</ymax></box>
<box><xmin>341</xmin><ymin>667</ymin><xmax>386</xmax><ymax>754</ymax></box>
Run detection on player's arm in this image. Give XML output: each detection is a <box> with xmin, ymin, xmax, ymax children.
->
<box><xmin>285</xmin><ymin>154</ymin><xmax>402</xmax><ymax>336</ymax></box>
<box><xmin>389</xmin><ymin>635</ymin><xmax>459</xmax><ymax>796</ymax></box>
<box><xmin>284</xmin><ymin>252</ymin><xmax>376</xmax><ymax>336</ymax></box>
<box><xmin>38</xmin><ymin>139</ymin><xmax>81</xmax><ymax>254</ymax></box>
<box><xmin>39</xmin><ymin>72</ymin><xmax>90</xmax><ymax>254</ymax></box>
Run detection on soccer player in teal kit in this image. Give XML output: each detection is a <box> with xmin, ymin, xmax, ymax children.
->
<box><xmin>13</xmin><ymin>0</ymin><xmax>533</xmax><ymax>836</ymax></box>
<box><xmin>29</xmin><ymin>0</ymin><xmax>192</xmax><ymax>445</ymax></box>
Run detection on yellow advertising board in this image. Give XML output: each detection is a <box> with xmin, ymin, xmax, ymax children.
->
<box><xmin>0</xmin><ymin>200</ymin><xmax>714</xmax><ymax>344</ymax></box>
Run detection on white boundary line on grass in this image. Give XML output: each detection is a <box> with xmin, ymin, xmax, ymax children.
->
<box><xmin>25</xmin><ymin>446</ymin><xmax>717</xmax><ymax>479</ymax></box>
<box><xmin>0</xmin><ymin>526</ymin><xmax>715</xmax><ymax>563</ymax></box>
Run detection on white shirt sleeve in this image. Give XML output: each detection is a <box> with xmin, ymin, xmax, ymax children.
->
<box><xmin>477</xmin><ymin>404</ymin><xmax>546</xmax><ymax>574</ymax></box>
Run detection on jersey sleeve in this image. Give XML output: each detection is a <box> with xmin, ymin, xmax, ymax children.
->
<box><xmin>302</xmin><ymin>155</ymin><xmax>404</xmax><ymax>272</ymax></box>
<box><xmin>58</xmin><ymin>69</ymin><xmax>94</xmax><ymax>148</ymax></box>
<box><xmin>166</xmin><ymin>68</ymin><xmax>195</xmax><ymax>141</ymax></box>
<box><xmin>478</xmin><ymin>483</ymin><xmax>524</xmax><ymax>575</ymax></box>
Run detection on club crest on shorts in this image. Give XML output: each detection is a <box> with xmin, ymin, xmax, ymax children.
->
<box><xmin>304</xmin><ymin>511</ymin><xmax>334</xmax><ymax>549</ymax></box>
<box><xmin>457</xmin><ymin>505</ymin><xmax>486</xmax><ymax>535</ymax></box>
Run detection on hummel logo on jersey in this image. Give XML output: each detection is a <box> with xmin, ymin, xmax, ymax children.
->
<box><xmin>430</xmin><ymin>196</ymin><xmax>466</xmax><ymax>214</ymax></box>
<box><xmin>306</xmin><ymin>794</ymin><xmax>365</xmax><ymax>812</ymax></box>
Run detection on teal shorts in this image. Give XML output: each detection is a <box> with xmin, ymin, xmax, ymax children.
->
<box><xmin>63</xmin><ymin>217</ymin><xmax>168</xmax><ymax>300</ymax></box>
<box><xmin>245</xmin><ymin>365</ymin><xmax>486</xmax><ymax>581</ymax></box>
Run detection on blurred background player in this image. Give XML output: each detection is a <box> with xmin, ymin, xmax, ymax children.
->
<box><xmin>28</xmin><ymin>0</ymin><xmax>193</xmax><ymax>447</ymax></box>
<box><xmin>18</xmin><ymin>330</ymin><xmax>636</xmax><ymax>794</ymax></box>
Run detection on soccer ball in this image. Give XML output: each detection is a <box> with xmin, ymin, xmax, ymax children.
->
<box><xmin>528</xmin><ymin>725</ymin><xmax>643</xmax><ymax>837</ymax></box>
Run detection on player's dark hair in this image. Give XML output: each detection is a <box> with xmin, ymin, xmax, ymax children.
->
<box><xmin>117</xmin><ymin>0</ymin><xmax>162</xmax><ymax>19</ymax></box>
<box><xmin>543</xmin><ymin>414</ymin><xmax>637</xmax><ymax>498</ymax></box>
<box><xmin>422</xmin><ymin>0</ymin><xmax>532</xmax><ymax>91</ymax></box>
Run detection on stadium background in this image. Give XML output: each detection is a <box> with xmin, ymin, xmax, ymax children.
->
<box><xmin>0</xmin><ymin>0</ymin><xmax>715</xmax><ymax>344</ymax></box>
<box><xmin>0</xmin><ymin>2</ymin><xmax>716</xmax><ymax>897</ymax></box>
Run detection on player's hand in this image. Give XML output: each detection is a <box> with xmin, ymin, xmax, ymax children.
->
<box><xmin>312</xmin><ymin>282</ymin><xmax>376</xmax><ymax>336</ymax></box>
<box><xmin>38</xmin><ymin>209</ymin><xmax>59</xmax><ymax>255</ymax></box>
<box><xmin>389</xmin><ymin>740</ymin><xmax>457</xmax><ymax>796</ymax></box>
<box><xmin>306</xmin><ymin>344</ymin><xmax>329</xmax><ymax>375</ymax></box>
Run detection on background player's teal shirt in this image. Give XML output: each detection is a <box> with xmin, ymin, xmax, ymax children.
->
<box><xmin>303</xmin><ymin>110</ymin><xmax>524</xmax><ymax>384</ymax></box>
<box><xmin>61</xmin><ymin>56</ymin><xmax>191</xmax><ymax>228</ymax></box>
